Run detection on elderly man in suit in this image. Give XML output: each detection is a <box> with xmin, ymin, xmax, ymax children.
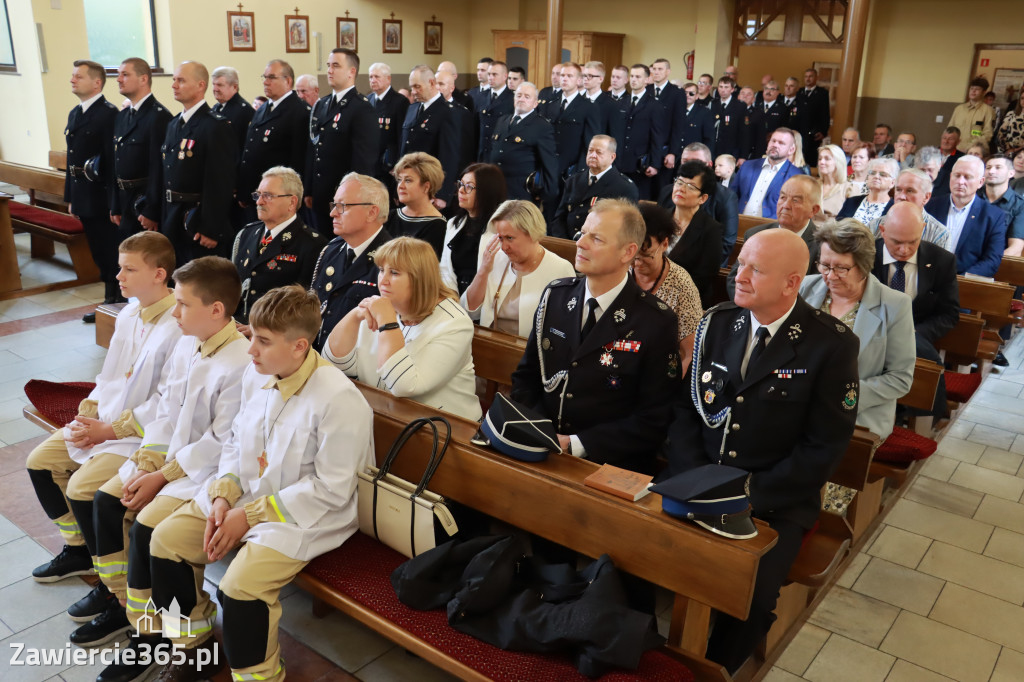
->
<box><xmin>669</xmin><ymin>228</ymin><xmax>859</xmax><ymax>673</ymax></box>
<box><xmin>511</xmin><ymin>199</ymin><xmax>680</xmax><ymax>474</ymax></box>
<box><xmin>925</xmin><ymin>155</ymin><xmax>1007</xmax><ymax>277</ymax></box>
<box><xmin>734</xmin><ymin>128</ymin><xmax>806</xmax><ymax>219</ymax></box>
<box><xmin>211</xmin><ymin>66</ymin><xmax>254</xmax><ymax>151</ymax></box>
<box><xmin>873</xmin><ymin>201</ymin><xmax>959</xmax><ymax>413</ymax></box>
<box><xmin>367</xmin><ymin>61</ymin><xmax>410</xmax><ymax>200</ymax></box>
<box><xmin>727</xmin><ymin>174</ymin><xmax>822</xmax><ymax>298</ymax></box>
<box><xmin>236</xmin><ymin>59</ymin><xmax>311</xmax><ymax>224</ymax></box>
<box><xmin>311</xmin><ymin>173</ymin><xmax>393</xmax><ymax>351</ymax></box>
<box><xmin>488</xmin><ymin>81</ymin><xmax>559</xmax><ymax>203</ymax></box>
<box><xmin>400</xmin><ymin>65</ymin><xmax>461</xmax><ymax>208</ymax></box>
<box><xmin>549</xmin><ymin>135</ymin><xmax>638</xmax><ymax>239</ymax></box>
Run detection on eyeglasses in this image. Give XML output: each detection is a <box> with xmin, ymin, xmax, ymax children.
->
<box><xmin>673</xmin><ymin>178</ymin><xmax>702</xmax><ymax>193</ymax></box>
<box><xmin>261</xmin><ymin>74</ymin><xmax>283</xmax><ymax>81</ymax></box>
<box><xmin>328</xmin><ymin>202</ymin><xmax>373</xmax><ymax>213</ymax></box>
<box><xmin>456</xmin><ymin>180</ymin><xmax>477</xmax><ymax>192</ymax></box>
<box><xmin>685</xmin><ymin>90</ymin><xmax>697</xmax><ymax>97</ymax></box>
<box><xmin>867</xmin><ymin>170</ymin><xmax>892</xmax><ymax>178</ymax></box>
<box><xmin>816</xmin><ymin>261</ymin><xmax>855</xmax><ymax>278</ymax></box>
<box><xmin>251</xmin><ymin>192</ymin><xmax>293</xmax><ymax>202</ymax></box>
<box><xmin>581</xmin><ymin>74</ymin><xmax>600</xmax><ymax>80</ymax></box>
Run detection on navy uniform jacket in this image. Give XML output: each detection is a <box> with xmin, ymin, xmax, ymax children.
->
<box><xmin>311</xmin><ymin>228</ymin><xmax>393</xmax><ymax>351</ymax></box>
<box><xmin>670</xmin><ymin>103</ymin><xmax>716</xmax><ymax>159</ymax></box>
<box><xmin>538</xmin><ymin>86</ymin><xmax>560</xmax><ymax>107</ymax></box>
<box><xmin>488</xmin><ymin>111</ymin><xmax>559</xmax><ymax>201</ymax></box>
<box><xmin>590</xmin><ymin>92</ymin><xmax>626</xmax><ymax>152</ymax></box>
<box><xmin>468</xmin><ymin>85</ymin><xmax>492</xmax><ymax>112</ymax></box>
<box><xmin>399</xmin><ymin>99</ymin><xmax>461</xmax><ymax>203</ymax></box>
<box><xmin>510</xmin><ymin>277</ymin><xmax>681</xmax><ymax>473</ymax></box>
<box><xmin>451</xmin><ymin>87</ymin><xmax>475</xmax><ymax>113</ymax></box>
<box><xmin>370</xmin><ymin>88</ymin><xmax>410</xmax><ymax>180</ymax></box>
<box><xmin>64</xmin><ymin>96</ymin><xmax>118</xmax><ymax>218</ymax></box>
<box><xmin>231</xmin><ymin>216</ymin><xmax>328</xmax><ymax>323</ymax></box>
<box><xmin>541</xmin><ymin>94</ymin><xmax>601</xmax><ymax>177</ymax></box>
<box><xmin>667</xmin><ymin>299</ymin><xmax>859</xmax><ymax>529</ymax></box>
<box><xmin>744</xmin><ymin>101</ymin><xmax>788</xmax><ymax>159</ymax></box>
<box><xmin>477</xmin><ymin>88</ymin><xmax>514</xmax><ymax>162</ymax></box>
<box><xmin>306</xmin><ymin>89</ymin><xmax>377</xmax><ymax>231</ymax></box>
<box><xmin>212</xmin><ymin>93</ymin><xmax>254</xmax><ymax>153</ymax></box>
<box><xmin>449</xmin><ymin>101</ymin><xmax>478</xmax><ymax>179</ymax></box>
<box><xmin>549</xmin><ymin>168</ymin><xmax>639</xmax><ymax>239</ymax></box>
<box><xmin>160</xmin><ymin>104</ymin><xmax>237</xmax><ymax>245</ymax></box>
<box><xmin>710</xmin><ymin>97</ymin><xmax>747</xmax><ymax>158</ymax></box>
<box><xmin>871</xmin><ymin>238</ymin><xmax>959</xmax><ymax>346</ymax></box>
<box><xmin>799</xmin><ymin>86</ymin><xmax>831</xmax><ymax>144</ymax></box>
<box><xmin>619</xmin><ymin>93</ymin><xmax>667</xmax><ymax>173</ymax></box>
<box><xmin>111</xmin><ymin>95</ymin><xmax>173</xmax><ymax>228</ymax></box>
<box><xmin>780</xmin><ymin>98</ymin><xmax>803</xmax><ymax>138</ymax></box>
<box><xmin>924</xmin><ymin>195</ymin><xmax>1007</xmax><ymax>277</ymax></box>
<box><xmin>237</xmin><ymin>92</ymin><xmax>311</xmax><ymax>201</ymax></box>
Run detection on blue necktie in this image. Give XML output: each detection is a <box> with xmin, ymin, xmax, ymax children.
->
<box><xmin>890</xmin><ymin>261</ymin><xmax>906</xmax><ymax>293</ymax></box>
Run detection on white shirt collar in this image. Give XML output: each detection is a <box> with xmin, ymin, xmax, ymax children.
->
<box><xmin>561</xmin><ymin>90</ymin><xmax>579</xmax><ymax>106</ymax></box>
<box><xmin>349</xmin><ymin>226</ymin><xmax>384</xmax><ymax>260</ymax></box>
<box><xmin>131</xmin><ymin>93</ymin><xmax>152</xmax><ymax>112</ymax></box>
<box><xmin>421</xmin><ymin>91</ymin><xmax>442</xmax><ymax>111</ymax></box>
<box><xmin>491</xmin><ymin>85</ymin><xmax>507</xmax><ymax>98</ymax></box>
<box><xmin>584</xmin><ymin>273</ymin><xmax>630</xmax><ymax>324</ymax></box>
<box><xmin>630</xmin><ymin>90</ymin><xmax>646</xmax><ymax>102</ymax></box>
<box><xmin>610</xmin><ymin>88</ymin><xmax>626</xmax><ymax>98</ymax></box>
<box><xmin>721</xmin><ymin>96</ymin><xmax>733</xmax><ymax>107</ymax></box>
<box><xmin>882</xmin><ymin>244</ymin><xmax>919</xmax><ymax>266</ymax></box>
<box><xmin>333</xmin><ymin>85</ymin><xmax>356</xmax><ymax>103</ymax></box>
<box><xmin>269</xmin><ymin>90</ymin><xmax>293</xmax><ymax>108</ymax></box>
<box><xmin>513</xmin><ymin>109</ymin><xmax>534</xmax><ymax>122</ymax></box>
<box><xmin>374</xmin><ymin>86</ymin><xmax>391</xmax><ymax>99</ymax></box>
<box><xmin>750</xmin><ymin>297</ymin><xmax>799</xmax><ymax>339</ymax></box>
<box><xmin>265</xmin><ymin>213</ymin><xmax>298</xmax><ymax>240</ymax></box>
<box><xmin>78</xmin><ymin>92</ymin><xmax>104</xmax><ymax>113</ymax></box>
<box><xmin>950</xmin><ymin>194</ymin><xmax>975</xmax><ymax>213</ymax></box>
<box><xmin>180</xmin><ymin>99</ymin><xmax>206</xmax><ymax>123</ymax></box>
<box><xmin>590</xmin><ymin>166</ymin><xmax>612</xmax><ymax>183</ymax></box>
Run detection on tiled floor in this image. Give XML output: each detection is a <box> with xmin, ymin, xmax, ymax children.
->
<box><xmin>3</xmin><ymin>229</ymin><xmax>1024</xmax><ymax>680</ymax></box>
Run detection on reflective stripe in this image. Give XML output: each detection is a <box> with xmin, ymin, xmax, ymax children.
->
<box><xmin>126</xmin><ymin>592</ymin><xmax>156</xmax><ymax>614</ymax></box>
<box><xmin>267</xmin><ymin>495</ymin><xmax>295</xmax><ymax>524</ymax></box>
<box><xmin>164</xmin><ymin>609</ymin><xmax>216</xmax><ymax>639</ymax></box>
<box><xmin>232</xmin><ymin>663</ymin><xmax>284</xmax><ymax>681</ymax></box>
<box><xmin>94</xmin><ymin>559</ymin><xmax>127</xmax><ymax>578</ymax></box>
<box><xmin>140</xmin><ymin>443</ymin><xmax>169</xmax><ymax>454</ymax></box>
<box><xmin>222</xmin><ymin>473</ymin><xmax>241</xmax><ymax>486</ymax></box>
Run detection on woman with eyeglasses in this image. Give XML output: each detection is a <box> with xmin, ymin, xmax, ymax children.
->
<box><xmin>837</xmin><ymin>157</ymin><xmax>897</xmax><ymax>225</ymax></box>
<box><xmin>634</xmin><ymin>203</ymin><xmax>702</xmax><ymax>372</ymax></box>
<box><xmin>440</xmin><ymin>163</ymin><xmax>507</xmax><ymax>294</ymax></box>
<box><xmin>323</xmin><ymin>236</ymin><xmax>482</xmax><ymax>420</ymax></box>
<box><xmin>387</xmin><ymin>152</ymin><xmax>448</xmax><ymax>259</ymax></box>
<box><xmin>800</xmin><ymin>218</ymin><xmax>914</xmax><ymax>441</ymax></box>
<box><xmin>462</xmin><ymin>200</ymin><xmax>574</xmax><ymax>337</ymax></box>
<box><xmin>667</xmin><ymin>160</ymin><xmax>723</xmax><ymax>309</ymax></box>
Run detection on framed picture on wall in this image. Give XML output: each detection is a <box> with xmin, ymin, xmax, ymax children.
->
<box><xmin>227</xmin><ymin>10</ymin><xmax>256</xmax><ymax>52</ymax></box>
<box><xmin>337</xmin><ymin>17</ymin><xmax>358</xmax><ymax>51</ymax></box>
<box><xmin>383</xmin><ymin>18</ymin><xmax>402</xmax><ymax>54</ymax></box>
<box><xmin>285</xmin><ymin>14</ymin><xmax>309</xmax><ymax>53</ymax></box>
<box><xmin>424</xmin><ymin>21</ymin><xmax>442</xmax><ymax>55</ymax></box>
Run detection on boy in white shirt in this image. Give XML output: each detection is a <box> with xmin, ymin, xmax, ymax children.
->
<box><xmin>72</xmin><ymin>258</ymin><xmax>251</xmax><ymax>678</ymax></box>
<box><xmin>146</xmin><ymin>285</ymin><xmax>374</xmax><ymax>682</ymax></box>
<box><xmin>27</xmin><ymin>232</ymin><xmax>180</xmax><ymax>587</ymax></box>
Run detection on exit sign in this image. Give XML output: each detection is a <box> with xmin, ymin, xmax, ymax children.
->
<box><xmin>981</xmin><ymin>58</ymin><xmax>990</xmax><ymax>66</ymax></box>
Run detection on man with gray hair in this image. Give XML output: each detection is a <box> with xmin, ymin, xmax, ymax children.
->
<box><xmin>311</xmin><ymin>173</ymin><xmax>393</xmax><ymax>351</ymax></box>
<box><xmin>367</xmin><ymin>61</ymin><xmax>410</xmax><ymax>195</ymax></box>
<box><xmin>915</xmin><ymin>146</ymin><xmax>943</xmax><ymax>183</ymax></box>
<box><xmin>488</xmin><ymin>81</ymin><xmax>558</xmax><ymax>202</ymax></box>
<box><xmin>400</xmin><ymin>65</ymin><xmax>461</xmax><ymax>206</ymax></box>
<box><xmin>925</xmin><ymin>155</ymin><xmax>1008</xmax><ymax>277</ymax></box>
<box><xmin>295</xmin><ymin>73</ymin><xmax>319</xmax><ymax>106</ymax></box>
<box><xmin>869</xmin><ymin>169</ymin><xmax>951</xmax><ymax>250</ymax></box>
<box><xmin>511</xmin><ymin>198</ymin><xmax>680</xmax><ymax>473</ymax></box>
<box><xmin>550</xmin><ymin>134</ymin><xmax>638</xmax><ymax>238</ymax></box>
<box><xmin>231</xmin><ymin>166</ymin><xmax>327</xmax><ymax>325</ymax></box>
<box><xmin>237</xmin><ymin>59</ymin><xmax>311</xmax><ymax>223</ymax></box>
<box><xmin>211</xmin><ymin>66</ymin><xmax>254</xmax><ymax>150</ymax></box>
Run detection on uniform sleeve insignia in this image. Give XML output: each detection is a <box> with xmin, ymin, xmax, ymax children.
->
<box><xmin>843</xmin><ymin>388</ymin><xmax>858</xmax><ymax>410</ymax></box>
<box><xmin>613</xmin><ymin>308</ymin><xmax>626</xmax><ymax>323</ymax></box>
<box><xmin>282</xmin><ymin>232</ymin><xmax>292</xmax><ymax>242</ymax></box>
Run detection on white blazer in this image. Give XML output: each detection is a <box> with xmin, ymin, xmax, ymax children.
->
<box><xmin>66</xmin><ymin>297</ymin><xmax>181</xmax><ymax>463</ymax></box>
<box><xmin>800</xmin><ymin>274</ymin><xmax>915</xmax><ymax>439</ymax></box>
<box><xmin>323</xmin><ymin>298</ymin><xmax>483</xmax><ymax>421</ymax></box>
<box><xmin>194</xmin><ymin>356</ymin><xmax>374</xmax><ymax>562</ymax></box>
<box><xmin>118</xmin><ymin>331</ymin><xmax>251</xmax><ymax>502</ymax></box>
<box><xmin>461</xmin><ymin>248</ymin><xmax>576</xmax><ymax>337</ymax></box>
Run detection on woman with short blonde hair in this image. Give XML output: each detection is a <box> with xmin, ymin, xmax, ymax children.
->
<box><xmin>388</xmin><ymin>152</ymin><xmax>447</xmax><ymax>258</ymax></box>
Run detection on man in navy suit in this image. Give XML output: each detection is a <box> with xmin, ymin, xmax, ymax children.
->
<box><xmin>710</xmin><ymin>77</ymin><xmax>747</xmax><ymax>158</ymax></box>
<box><xmin>743</xmin><ymin>80</ymin><xmax>787</xmax><ymax>160</ymax></box>
<box><xmin>734</xmin><ymin>128</ymin><xmax>806</xmax><ymax>219</ymax></box>
<box><xmin>477</xmin><ymin>61</ymin><xmax>514</xmax><ymax>162</ymax></box>
<box><xmin>488</xmin><ymin>82</ymin><xmax>559</xmax><ymax>202</ymax></box>
<box><xmin>799</xmin><ymin>69</ymin><xmax>830</xmax><ymax>166</ymax></box>
<box><xmin>873</xmin><ymin>201</ymin><xmax>959</xmax><ymax>413</ymax></box>
<box><xmin>400</xmin><ymin>66</ymin><xmax>461</xmax><ymax>208</ymax></box>
<box><xmin>665</xmin><ymin>83</ymin><xmax>716</xmax><ymax>177</ymax></box>
<box><xmin>925</xmin><ymin>155</ymin><xmax>1007</xmax><ymax>277</ymax></box>
<box><xmin>619</xmin><ymin>64</ymin><xmax>667</xmax><ymax>199</ymax></box>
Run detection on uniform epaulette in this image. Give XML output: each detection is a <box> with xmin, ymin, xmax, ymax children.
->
<box><xmin>623</xmin><ymin>174</ymin><xmax>636</xmax><ymax>185</ymax></box>
<box><xmin>210</xmin><ymin>111</ymin><xmax>227</xmax><ymax>121</ymax></box>
<box><xmin>637</xmin><ymin>289</ymin><xmax>681</xmax><ymax>318</ymax></box>
<box><xmin>103</xmin><ymin>101</ymin><xmax>117</xmax><ymax>110</ymax></box>
<box><xmin>548</xmin><ymin>277</ymin><xmax>578</xmax><ymax>288</ymax></box>
<box><xmin>810</xmin><ymin>307</ymin><xmax>854</xmax><ymax>336</ymax></box>
<box><xmin>242</xmin><ymin>220</ymin><xmax>263</xmax><ymax>231</ymax></box>
<box><xmin>704</xmin><ymin>300</ymin><xmax>739</xmax><ymax>316</ymax></box>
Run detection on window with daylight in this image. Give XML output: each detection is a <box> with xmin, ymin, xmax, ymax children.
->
<box><xmin>0</xmin><ymin>1</ymin><xmax>16</xmax><ymax>73</ymax></box>
<box><xmin>82</xmin><ymin>0</ymin><xmax>159</xmax><ymax>70</ymax></box>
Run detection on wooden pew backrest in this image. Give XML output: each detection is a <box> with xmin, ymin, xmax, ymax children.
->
<box><xmin>540</xmin><ymin>236</ymin><xmax>577</xmax><ymax>268</ymax></box>
<box><xmin>737</xmin><ymin>215</ymin><xmax>776</xmax><ymax>240</ymax></box>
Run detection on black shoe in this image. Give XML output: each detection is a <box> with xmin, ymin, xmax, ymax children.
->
<box><xmin>68</xmin><ymin>583</ymin><xmax>112</xmax><ymax>622</ymax></box>
<box><xmin>995</xmin><ymin>352</ymin><xmax>1010</xmax><ymax>367</ymax></box>
<box><xmin>32</xmin><ymin>544</ymin><xmax>94</xmax><ymax>583</ymax></box>
<box><xmin>83</xmin><ymin>312</ymin><xmax>97</xmax><ymax>324</ymax></box>
<box><xmin>69</xmin><ymin>603</ymin><xmax>131</xmax><ymax>648</ymax></box>
<box><xmin>96</xmin><ymin>634</ymin><xmax>165</xmax><ymax>682</ymax></box>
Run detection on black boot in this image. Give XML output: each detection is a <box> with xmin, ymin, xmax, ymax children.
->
<box><xmin>32</xmin><ymin>544</ymin><xmax>93</xmax><ymax>583</ymax></box>
<box><xmin>68</xmin><ymin>582</ymin><xmax>112</xmax><ymax>622</ymax></box>
<box><xmin>96</xmin><ymin>633</ymin><xmax>167</xmax><ymax>682</ymax></box>
<box><xmin>69</xmin><ymin>601</ymin><xmax>130</xmax><ymax>648</ymax></box>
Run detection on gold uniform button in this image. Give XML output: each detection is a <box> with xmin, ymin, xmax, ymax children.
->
<box><xmin>567</xmin><ymin>393</ymin><xmax>574</xmax><ymax>399</ymax></box>
<box><xmin>736</xmin><ymin>396</ymin><xmax>744</xmax><ymax>404</ymax></box>
<box><xmin>326</xmin><ymin>266</ymin><xmax>335</xmax><ymax>276</ymax></box>
<box><xmin>728</xmin><ymin>451</ymin><xmax>737</xmax><ymax>458</ymax></box>
<box><xmin>325</xmin><ymin>282</ymin><xmax>333</xmax><ymax>291</ymax></box>
<box><xmin>732</xmin><ymin>423</ymin><xmax>740</xmax><ymax>431</ymax></box>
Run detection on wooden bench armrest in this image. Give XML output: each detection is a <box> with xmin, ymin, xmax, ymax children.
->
<box><xmin>829</xmin><ymin>427</ymin><xmax>880</xmax><ymax>492</ymax></box>
<box><xmin>23</xmin><ymin>406</ymin><xmax>59</xmax><ymax>434</ymax></box>
<box><xmin>898</xmin><ymin>358</ymin><xmax>943</xmax><ymax>412</ymax></box>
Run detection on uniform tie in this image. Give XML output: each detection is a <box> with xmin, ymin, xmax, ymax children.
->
<box><xmin>631</xmin><ymin>95</ymin><xmax>638</xmax><ymax>108</ymax></box>
<box><xmin>343</xmin><ymin>246</ymin><xmax>356</xmax><ymax>271</ymax></box>
<box><xmin>589</xmin><ymin>175</ymin><xmax>597</xmax><ymax>186</ymax></box>
<box><xmin>561</xmin><ymin>97</ymin><xmax>568</xmax><ymax>111</ymax></box>
<box><xmin>581</xmin><ymin>298</ymin><xmax>599</xmax><ymax>339</ymax></box>
<box><xmin>745</xmin><ymin>327</ymin><xmax>770</xmax><ymax>378</ymax></box>
<box><xmin>510</xmin><ymin>115</ymin><xmax>521</xmax><ymax>128</ymax></box>
<box><xmin>891</xmin><ymin>260</ymin><xmax>906</xmax><ymax>293</ymax></box>
<box><xmin>655</xmin><ymin>86</ymin><xmax>661</xmax><ymax>99</ymax></box>
<box><xmin>259</xmin><ymin>229</ymin><xmax>273</xmax><ymax>254</ymax></box>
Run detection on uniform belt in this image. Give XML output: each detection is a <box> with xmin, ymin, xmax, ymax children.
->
<box><xmin>165</xmin><ymin>190</ymin><xmax>201</xmax><ymax>203</ymax></box>
<box><xmin>117</xmin><ymin>177</ymin><xmax>147</xmax><ymax>190</ymax></box>
<box><xmin>68</xmin><ymin>166</ymin><xmax>86</xmax><ymax>177</ymax></box>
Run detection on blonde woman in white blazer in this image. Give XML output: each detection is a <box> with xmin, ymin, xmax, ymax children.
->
<box><xmin>462</xmin><ymin>200</ymin><xmax>576</xmax><ymax>337</ymax></box>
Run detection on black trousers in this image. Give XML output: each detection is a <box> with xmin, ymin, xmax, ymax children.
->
<box><xmin>705</xmin><ymin>517</ymin><xmax>805</xmax><ymax>674</ymax></box>
<box><xmin>80</xmin><ymin>215</ymin><xmax>120</xmax><ymax>286</ymax></box>
<box><xmin>916</xmin><ymin>332</ymin><xmax>948</xmax><ymax>416</ymax></box>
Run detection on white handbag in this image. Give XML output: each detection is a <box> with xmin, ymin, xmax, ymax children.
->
<box><xmin>358</xmin><ymin>416</ymin><xmax>458</xmax><ymax>558</ymax></box>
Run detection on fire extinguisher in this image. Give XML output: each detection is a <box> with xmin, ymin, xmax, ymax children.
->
<box><xmin>684</xmin><ymin>51</ymin><xmax>695</xmax><ymax>80</ymax></box>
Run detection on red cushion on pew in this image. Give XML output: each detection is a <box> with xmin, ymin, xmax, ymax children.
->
<box><xmin>873</xmin><ymin>426</ymin><xmax>938</xmax><ymax>464</ymax></box>
<box><xmin>303</xmin><ymin>533</ymin><xmax>694</xmax><ymax>682</ymax></box>
<box><xmin>23</xmin><ymin>380</ymin><xmax>96</xmax><ymax>428</ymax></box>
<box><xmin>1011</xmin><ymin>300</ymin><xmax>1024</xmax><ymax>313</ymax></box>
<box><xmin>9</xmin><ymin>201</ymin><xmax>85</xmax><ymax>235</ymax></box>
<box><xmin>944</xmin><ymin>370</ymin><xmax>982</xmax><ymax>404</ymax></box>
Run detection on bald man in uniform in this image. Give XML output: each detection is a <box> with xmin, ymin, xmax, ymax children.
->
<box><xmin>668</xmin><ymin>228</ymin><xmax>859</xmax><ymax>673</ymax></box>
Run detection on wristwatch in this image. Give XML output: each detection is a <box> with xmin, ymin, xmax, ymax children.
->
<box><xmin>378</xmin><ymin>321</ymin><xmax>400</xmax><ymax>332</ymax></box>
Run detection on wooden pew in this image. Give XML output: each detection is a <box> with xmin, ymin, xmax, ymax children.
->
<box><xmin>737</xmin><ymin>215</ymin><xmax>775</xmax><ymax>241</ymax></box>
<box><xmin>540</xmin><ymin>235</ymin><xmax>577</xmax><ymax>268</ymax></box>
<box><xmin>956</xmin><ymin>276</ymin><xmax>1014</xmax><ymax>367</ymax></box>
<box><xmin>0</xmin><ymin>160</ymin><xmax>100</xmax><ymax>295</ymax></box>
<box><xmin>995</xmin><ymin>255</ymin><xmax>1024</xmax><ymax>327</ymax></box>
